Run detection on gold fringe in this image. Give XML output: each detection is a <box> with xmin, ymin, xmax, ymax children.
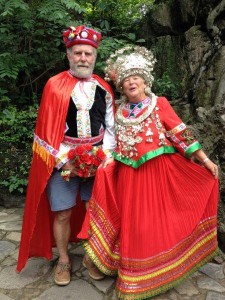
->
<box><xmin>32</xmin><ymin>141</ymin><xmax>54</xmax><ymax>170</ymax></box>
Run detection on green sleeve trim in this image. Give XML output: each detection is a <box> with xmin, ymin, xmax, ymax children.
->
<box><xmin>185</xmin><ymin>142</ymin><xmax>202</xmax><ymax>158</ymax></box>
<box><xmin>113</xmin><ymin>146</ymin><xmax>176</xmax><ymax>168</ymax></box>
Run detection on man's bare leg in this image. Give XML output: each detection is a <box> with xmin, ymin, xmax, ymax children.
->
<box><xmin>85</xmin><ymin>201</ymin><xmax>89</xmax><ymax>210</ymax></box>
<box><xmin>53</xmin><ymin>208</ymin><xmax>72</xmax><ymax>285</ymax></box>
<box><xmin>54</xmin><ymin>208</ymin><xmax>72</xmax><ymax>262</ymax></box>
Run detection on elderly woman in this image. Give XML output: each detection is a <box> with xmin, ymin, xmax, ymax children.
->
<box><xmin>78</xmin><ymin>46</ymin><xmax>219</xmax><ymax>300</ymax></box>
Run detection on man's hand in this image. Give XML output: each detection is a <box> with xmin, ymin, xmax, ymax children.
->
<box><xmin>62</xmin><ymin>161</ymin><xmax>77</xmax><ymax>177</ymax></box>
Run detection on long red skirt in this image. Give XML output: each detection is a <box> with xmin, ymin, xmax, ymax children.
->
<box><xmin>78</xmin><ymin>153</ymin><xmax>219</xmax><ymax>300</ymax></box>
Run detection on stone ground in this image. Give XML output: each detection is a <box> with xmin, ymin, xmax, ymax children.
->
<box><xmin>1</xmin><ymin>205</ymin><xmax>225</xmax><ymax>300</ymax></box>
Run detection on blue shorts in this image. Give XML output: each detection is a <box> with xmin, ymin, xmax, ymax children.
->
<box><xmin>46</xmin><ymin>170</ymin><xmax>94</xmax><ymax>212</ymax></box>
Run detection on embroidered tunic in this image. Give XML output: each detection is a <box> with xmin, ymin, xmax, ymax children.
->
<box><xmin>113</xmin><ymin>95</ymin><xmax>201</xmax><ymax>167</ymax></box>
<box><xmin>54</xmin><ymin>78</ymin><xmax>115</xmax><ymax>169</ymax></box>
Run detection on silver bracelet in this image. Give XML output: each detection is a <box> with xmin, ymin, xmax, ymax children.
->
<box><xmin>202</xmin><ymin>157</ymin><xmax>209</xmax><ymax>164</ymax></box>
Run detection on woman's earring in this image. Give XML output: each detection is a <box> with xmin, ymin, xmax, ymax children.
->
<box><xmin>144</xmin><ymin>86</ymin><xmax>152</xmax><ymax>96</ymax></box>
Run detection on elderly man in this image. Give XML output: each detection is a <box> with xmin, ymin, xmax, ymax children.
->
<box><xmin>17</xmin><ymin>25</ymin><xmax>115</xmax><ymax>286</ymax></box>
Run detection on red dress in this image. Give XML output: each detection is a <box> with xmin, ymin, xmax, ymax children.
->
<box><xmin>78</xmin><ymin>96</ymin><xmax>219</xmax><ymax>300</ymax></box>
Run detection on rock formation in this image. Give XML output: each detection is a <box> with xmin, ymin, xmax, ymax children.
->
<box><xmin>144</xmin><ymin>0</ymin><xmax>225</xmax><ymax>249</ymax></box>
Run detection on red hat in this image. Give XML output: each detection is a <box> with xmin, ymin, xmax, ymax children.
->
<box><xmin>63</xmin><ymin>25</ymin><xmax>102</xmax><ymax>49</ymax></box>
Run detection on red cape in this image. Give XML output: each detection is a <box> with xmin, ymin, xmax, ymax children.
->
<box><xmin>17</xmin><ymin>71</ymin><xmax>114</xmax><ymax>272</ymax></box>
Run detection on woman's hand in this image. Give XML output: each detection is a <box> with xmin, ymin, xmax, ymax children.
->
<box><xmin>203</xmin><ymin>159</ymin><xmax>219</xmax><ymax>178</ymax></box>
<box><xmin>192</xmin><ymin>149</ymin><xmax>219</xmax><ymax>178</ymax></box>
<box><xmin>100</xmin><ymin>157</ymin><xmax>114</xmax><ymax>168</ymax></box>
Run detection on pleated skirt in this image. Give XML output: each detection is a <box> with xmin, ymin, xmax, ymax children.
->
<box><xmin>79</xmin><ymin>153</ymin><xmax>219</xmax><ymax>300</ymax></box>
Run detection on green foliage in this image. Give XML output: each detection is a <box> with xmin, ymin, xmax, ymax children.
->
<box><xmin>0</xmin><ymin>105</ymin><xmax>37</xmax><ymax>194</ymax></box>
<box><xmin>37</xmin><ymin>0</ymin><xmax>84</xmax><ymax>24</ymax></box>
<box><xmin>0</xmin><ymin>0</ymin><xmax>86</xmax><ymax>108</ymax></box>
<box><xmin>0</xmin><ymin>89</ymin><xmax>11</xmax><ymax>108</ymax></box>
<box><xmin>0</xmin><ymin>0</ymin><xmax>28</xmax><ymax>16</ymax></box>
<box><xmin>79</xmin><ymin>0</ymin><xmax>154</xmax><ymax>31</ymax></box>
<box><xmin>0</xmin><ymin>105</ymin><xmax>38</xmax><ymax>145</ymax></box>
<box><xmin>151</xmin><ymin>35</ymin><xmax>183</xmax><ymax>99</ymax></box>
<box><xmin>1</xmin><ymin>161</ymin><xmax>29</xmax><ymax>194</ymax></box>
<box><xmin>153</xmin><ymin>73</ymin><xmax>179</xmax><ymax>100</ymax></box>
<box><xmin>0</xmin><ymin>53</ymin><xmax>27</xmax><ymax>80</ymax></box>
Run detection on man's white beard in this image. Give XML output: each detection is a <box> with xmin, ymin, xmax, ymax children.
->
<box><xmin>70</xmin><ymin>63</ymin><xmax>95</xmax><ymax>79</ymax></box>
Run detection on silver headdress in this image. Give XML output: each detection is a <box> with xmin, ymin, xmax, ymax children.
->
<box><xmin>104</xmin><ymin>45</ymin><xmax>156</xmax><ymax>92</ymax></box>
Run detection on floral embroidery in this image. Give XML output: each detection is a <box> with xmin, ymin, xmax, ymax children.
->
<box><xmin>166</xmin><ymin>123</ymin><xmax>186</xmax><ymax>136</ymax></box>
<box><xmin>180</xmin><ymin>129</ymin><xmax>196</xmax><ymax>145</ymax></box>
<box><xmin>71</xmin><ymin>81</ymin><xmax>96</xmax><ymax>138</ymax></box>
<box><xmin>34</xmin><ymin>134</ymin><xmax>58</xmax><ymax>157</ymax></box>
